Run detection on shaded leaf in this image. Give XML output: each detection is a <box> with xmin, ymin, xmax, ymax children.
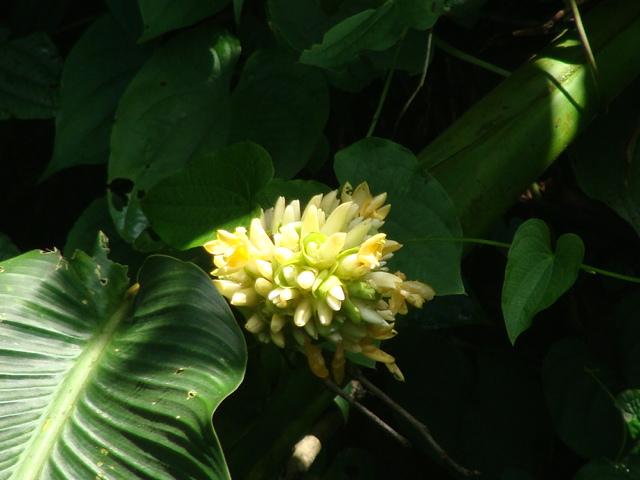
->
<box><xmin>142</xmin><ymin>142</ymin><xmax>274</xmax><ymax>250</ymax></box>
<box><xmin>138</xmin><ymin>0</ymin><xmax>231</xmax><ymax>41</ymax></box>
<box><xmin>230</xmin><ymin>49</ymin><xmax>329</xmax><ymax>178</ymax></box>
<box><xmin>543</xmin><ymin>338</ymin><xmax>626</xmax><ymax>459</ymax></box>
<box><xmin>0</xmin><ymin>241</ymin><xmax>246</xmax><ymax>478</ymax></box>
<box><xmin>45</xmin><ymin>15</ymin><xmax>153</xmax><ymax>178</ymax></box>
<box><xmin>108</xmin><ymin>25</ymin><xmax>240</xmax><ymax>244</ymax></box>
<box><xmin>571</xmin><ymin>80</ymin><xmax>640</xmax><ymax>236</ymax></box>
<box><xmin>0</xmin><ymin>32</ymin><xmax>61</xmax><ymax>119</ymax></box>
<box><xmin>300</xmin><ymin>2</ymin><xmax>401</xmax><ymax>69</ymax></box>
<box><xmin>334</xmin><ymin>136</ymin><xmax>464</xmax><ymax>295</ymax></box>
<box><xmin>501</xmin><ymin>219</ymin><xmax>584</xmax><ymax>344</ymax></box>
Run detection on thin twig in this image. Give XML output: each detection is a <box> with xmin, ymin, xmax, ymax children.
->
<box><xmin>366</xmin><ymin>29</ymin><xmax>407</xmax><ymax>138</ymax></box>
<box><xmin>393</xmin><ymin>30</ymin><xmax>434</xmax><ymax>137</ymax></box>
<box><xmin>322</xmin><ymin>379</ymin><xmax>411</xmax><ymax>448</ymax></box>
<box><xmin>565</xmin><ymin>0</ymin><xmax>599</xmax><ymax>91</ymax></box>
<box><xmin>353</xmin><ymin>370</ymin><xmax>481</xmax><ymax>477</ymax></box>
<box><xmin>434</xmin><ymin>36</ymin><xmax>511</xmax><ymax>77</ymax></box>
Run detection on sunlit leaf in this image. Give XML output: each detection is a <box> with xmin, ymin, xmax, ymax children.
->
<box><xmin>0</xmin><ymin>238</ymin><xmax>246</xmax><ymax>478</ymax></box>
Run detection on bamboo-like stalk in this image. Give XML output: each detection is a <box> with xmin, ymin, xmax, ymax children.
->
<box><xmin>418</xmin><ymin>0</ymin><xmax>640</xmax><ymax>237</ymax></box>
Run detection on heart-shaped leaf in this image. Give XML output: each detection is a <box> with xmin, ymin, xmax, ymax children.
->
<box><xmin>502</xmin><ymin>219</ymin><xmax>584</xmax><ymax>344</ymax></box>
<box><xmin>142</xmin><ymin>142</ymin><xmax>274</xmax><ymax>250</ymax></box>
<box><xmin>108</xmin><ymin>25</ymin><xmax>240</xmax><ymax>244</ymax></box>
<box><xmin>0</xmin><ymin>235</ymin><xmax>246</xmax><ymax>478</ymax></box>
<box><xmin>334</xmin><ymin>137</ymin><xmax>464</xmax><ymax>295</ymax></box>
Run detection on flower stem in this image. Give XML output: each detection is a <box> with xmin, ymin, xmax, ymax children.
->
<box><xmin>404</xmin><ymin>236</ymin><xmax>640</xmax><ymax>284</ymax></box>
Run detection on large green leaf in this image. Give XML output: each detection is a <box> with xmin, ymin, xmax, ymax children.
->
<box><xmin>0</xmin><ymin>238</ymin><xmax>246</xmax><ymax>478</ymax></box>
<box><xmin>334</xmin><ymin>137</ymin><xmax>464</xmax><ymax>295</ymax></box>
<box><xmin>0</xmin><ymin>32</ymin><xmax>61</xmax><ymax>119</ymax></box>
<box><xmin>45</xmin><ymin>15</ymin><xmax>153</xmax><ymax>178</ymax></box>
<box><xmin>142</xmin><ymin>142</ymin><xmax>274</xmax><ymax>250</ymax></box>
<box><xmin>617</xmin><ymin>389</ymin><xmax>640</xmax><ymax>441</ymax></box>
<box><xmin>229</xmin><ymin>49</ymin><xmax>329</xmax><ymax>178</ymax></box>
<box><xmin>137</xmin><ymin>0</ymin><xmax>231</xmax><ymax>42</ymax></box>
<box><xmin>501</xmin><ymin>219</ymin><xmax>584</xmax><ymax>344</ymax></box>
<box><xmin>543</xmin><ymin>339</ymin><xmax>626</xmax><ymax>459</ymax></box>
<box><xmin>108</xmin><ymin>25</ymin><xmax>240</xmax><ymax>244</ymax></box>
<box><xmin>571</xmin><ymin>79</ymin><xmax>640</xmax><ymax>236</ymax></box>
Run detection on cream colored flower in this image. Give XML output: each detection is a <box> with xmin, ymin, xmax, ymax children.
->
<box><xmin>206</xmin><ymin>182</ymin><xmax>435</xmax><ymax>382</ymax></box>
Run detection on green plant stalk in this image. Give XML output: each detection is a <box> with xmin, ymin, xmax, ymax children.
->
<box><xmin>418</xmin><ymin>0</ymin><xmax>640</xmax><ymax>237</ymax></box>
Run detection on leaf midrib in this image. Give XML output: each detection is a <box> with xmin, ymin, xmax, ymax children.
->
<box><xmin>10</xmin><ymin>290</ymin><xmax>135</xmax><ymax>479</ymax></box>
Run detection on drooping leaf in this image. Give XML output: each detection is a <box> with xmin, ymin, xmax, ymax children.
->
<box><xmin>267</xmin><ymin>0</ymin><xmax>381</xmax><ymax>52</ymax></box>
<box><xmin>299</xmin><ymin>0</ymin><xmax>443</xmax><ymax>69</ymax></box>
<box><xmin>45</xmin><ymin>15</ymin><xmax>153</xmax><ymax>178</ymax></box>
<box><xmin>0</xmin><ymin>232</ymin><xmax>20</xmax><ymax>261</ymax></box>
<box><xmin>0</xmin><ymin>32</ymin><xmax>61</xmax><ymax>119</ymax></box>
<box><xmin>142</xmin><ymin>142</ymin><xmax>274</xmax><ymax>250</ymax></box>
<box><xmin>230</xmin><ymin>49</ymin><xmax>329</xmax><ymax>178</ymax></box>
<box><xmin>299</xmin><ymin>2</ymin><xmax>402</xmax><ymax>69</ymax></box>
<box><xmin>501</xmin><ymin>219</ymin><xmax>584</xmax><ymax>344</ymax></box>
<box><xmin>334</xmin><ymin>136</ymin><xmax>464</xmax><ymax>295</ymax></box>
<box><xmin>0</xmin><ymin>239</ymin><xmax>246</xmax><ymax>478</ymax></box>
<box><xmin>108</xmin><ymin>25</ymin><xmax>240</xmax><ymax>244</ymax></box>
<box><xmin>571</xmin><ymin>79</ymin><xmax>640</xmax><ymax>236</ymax></box>
<box><xmin>617</xmin><ymin>389</ymin><xmax>640</xmax><ymax>440</ymax></box>
<box><xmin>543</xmin><ymin>339</ymin><xmax>626</xmax><ymax>459</ymax></box>
<box><xmin>233</xmin><ymin>0</ymin><xmax>244</xmax><ymax>23</ymax></box>
<box><xmin>137</xmin><ymin>0</ymin><xmax>231</xmax><ymax>41</ymax></box>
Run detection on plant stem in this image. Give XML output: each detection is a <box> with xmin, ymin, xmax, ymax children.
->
<box><xmin>393</xmin><ymin>29</ymin><xmax>434</xmax><ymax>136</ymax></box>
<box><xmin>404</xmin><ymin>236</ymin><xmax>640</xmax><ymax>284</ymax></box>
<box><xmin>367</xmin><ymin>30</ymin><xmax>406</xmax><ymax>138</ymax></box>
<box><xmin>322</xmin><ymin>379</ymin><xmax>411</xmax><ymax>448</ymax></box>
<box><xmin>434</xmin><ymin>36</ymin><xmax>511</xmax><ymax>77</ymax></box>
<box><xmin>353</xmin><ymin>370</ymin><xmax>480</xmax><ymax>477</ymax></box>
<box><xmin>566</xmin><ymin>0</ymin><xmax>599</xmax><ymax>89</ymax></box>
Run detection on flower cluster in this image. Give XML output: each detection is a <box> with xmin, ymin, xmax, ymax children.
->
<box><xmin>205</xmin><ymin>183</ymin><xmax>435</xmax><ymax>382</ymax></box>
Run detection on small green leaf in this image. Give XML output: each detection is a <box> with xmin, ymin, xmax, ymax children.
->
<box><xmin>142</xmin><ymin>142</ymin><xmax>274</xmax><ymax>250</ymax></box>
<box><xmin>0</xmin><ymin>243</ymin><xmax>246</xmax><ymax>478</ymax></box>
<box><xmin>108</xmin><ymin>25</ymin><xmax>240</xmax><ymax>244</ymax></box>
<box><xmin>501</xmin><ymin>219</ymin><xmax>584</xmax><ymax>344</ymax></box>
<box><xmin>230</xmin><ymin>50</ymin><xmax>329</xmax><ymax>178</ymax></box>
<box><xmin>137</xmin><ymin>0</ymin><xmax>231</xmax><ymax>41</ymax></box>
<box><xmin>617</xmin><ymin>389</ymin><xmax>640</xmax><ymax>440</ymax></box>
<box><xmin>300</xmin><ymin>2</ymin><xmax>402</xmax><ymax>69</ymax></box>
<box><xmin>0</xmin><ymin>32</ymin><xmax>61</xmax><ymax>119</ymax></box>
<box><xmin>44</xmin><ymin>15</ymin><xmax>152</xmax><ymax>178</ymax></box>
<box><xmin>543</xmin><ymin>339</ymin><xmax>626</xmax><ymax>459</ymax></box>
<box><xmin>0</xmin><ymin>232</ymin><xmax>19</xmax><ymax>261</ymax></box>
<box><xmin>334</xmin><ymin>137</ymin><xmax>464</xmax><ymax>295</ymax></box>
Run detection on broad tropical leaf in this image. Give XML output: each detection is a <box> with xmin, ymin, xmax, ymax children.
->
<box><xmin>0</xmin><ymin>236</ymin><xmax>246</xmax><ymax>479</ymax></box>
